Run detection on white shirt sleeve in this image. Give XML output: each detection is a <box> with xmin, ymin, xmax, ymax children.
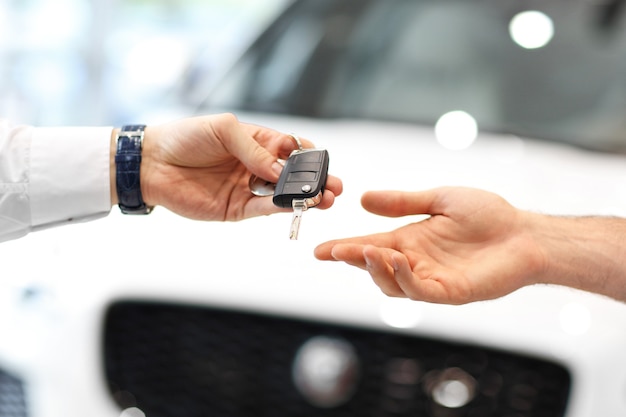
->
<box><xmin>0</xmin><ymin>119</ymin><xmax>113</xmax><ymax>243</ymax></box>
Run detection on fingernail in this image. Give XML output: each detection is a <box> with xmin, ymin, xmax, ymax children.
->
<box><xmin>271</xmin><ymin>161</ymin><xmax>283</xmax><ymax>176</ymax></box>
<box><xmin>364</xmin><ymin>252</ymin><xmax>373</xmax><ymax>269</ymax></box>
<box><xmin>330</xmin><ymin>246</ymin><xmax>341</xmax><ymax>261</ymax></box>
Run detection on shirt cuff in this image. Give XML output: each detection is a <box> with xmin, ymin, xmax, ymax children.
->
<box><xmin>30</xmin><ymin>126</ymin><xmax>113</xmax><ymax>230</ymax></box>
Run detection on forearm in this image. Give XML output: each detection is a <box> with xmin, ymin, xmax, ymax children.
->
<box><xmin>1</xmin><ymin>121</ymin><xmax>112</xmax><ymax>243</ymax></box>
<box><xmin>528</xmin><ymin>212</ymin><xmax>626</xmax><ymax>301</ymax></box>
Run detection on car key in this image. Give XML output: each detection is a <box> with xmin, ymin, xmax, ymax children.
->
<box><xmin>272</xmin><ymin>148</ymin><xmax>329</xmax><ymax>240</ymax></box>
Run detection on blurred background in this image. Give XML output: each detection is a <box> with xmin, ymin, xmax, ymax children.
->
<box><xmin>3</xmin><ymin>1</ymin><xmax>626</xmax><ymax>416</ymax></box>
<box><xmin>0</xmin><ymin>0</ymin><xmax>288</xmax><ymax>126</ymax></box>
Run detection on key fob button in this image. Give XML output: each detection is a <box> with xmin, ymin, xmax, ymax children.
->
<box><xmin>292</xmin><ymin>151</ymin><xmax>323</xmax><ymax>163</ymax></box>
<box><xmin>288</xmin><ymin>171</ymin><xmax>318</xmax><ymax>182</ymax></box>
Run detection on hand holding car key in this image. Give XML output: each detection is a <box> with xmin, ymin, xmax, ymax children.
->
<box><xmin>249</xmin><ymin>134</ymin><xmax>329</xmax><ymax>240</ymax></box>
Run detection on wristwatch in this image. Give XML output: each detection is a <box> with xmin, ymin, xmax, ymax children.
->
<box><xmin>115</xmin><ymin>124</ymin><xmax>154</xmax><ymax>214</ymax></box>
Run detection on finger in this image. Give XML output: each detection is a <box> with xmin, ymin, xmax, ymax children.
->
<box><xmin>314</xmin><ymin>232</ymin><xmax>395</xmax><ymax>261</ymax></box>
<box><xmin>243</xmin><ymin>195</ymin><xmax>291</xmax><ymax>218</ymax></box>
<box><xmin>390</xmin><ymin>252</ymin><xmax>465</xmax><ymax>305</ymax></box>
<box><xmin>316</xmin><ymin>190</ymin><xmax>336</xmax><ymax>210</ymax></box>
<box><xmin>314</xmin><ymin>240</ymin><xmax>339</xmax><ymax>261</ymax></box>
<box><xmin>325</xmin><ymin>175</ymin><xmax>344</xmax><ymax>197</ymax></box>
<box><xmin>361</xmin><ymin>189</ymin><xmax>447</xmax><ymax>218</ymax></box>
<box><xmin>217</xmin><ymin>115</ymin><xmax>287</xmax><ymax>184</ymax></box>
<box><xmin>277</xmin><ymin>134</ymin><xmax>315</xmax><ymax>159</ymax></box>
<box><xmin>244</xmin><ymin>130</ymin><xmax>317</xmax><ymax>182</ymax></box>
<box><xmin>389</xmin><ymin>252</ymin><xmax>429</xmax><ymax>301</ymax></box>
<box><xmin>363</xmin><ymin>245</ymin><xmax>405</xmax><ymax>297</ymax></box>
<box><xmin>313</xmin><ymin>175</ymin><xmax>342</xmax><ymax>210</ymax></box>
<box><xmin>329</xmin><ymin>243</ymin><xmax>369</xmax><ymax>268</ymax></box>
<box><xmin>243</xmin><ymin>125</ymin><xmax>315</xmax><ymax>159</ymax></box>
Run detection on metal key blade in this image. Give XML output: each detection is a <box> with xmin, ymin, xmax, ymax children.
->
<box><xmin>290</xmin><ymin>199</ymin><xmax>307</xmax><ymax>240</ymax></box>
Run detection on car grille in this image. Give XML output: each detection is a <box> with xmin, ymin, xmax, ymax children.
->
<box><xmin>104</xmin><ymin>300</ymin><xmax>571</xmax><ymax>417</ymax></box>
<box><xmin>0</xmin><ymin>369</ymin><xmax>28</xmax><ymax>417</ymax></box>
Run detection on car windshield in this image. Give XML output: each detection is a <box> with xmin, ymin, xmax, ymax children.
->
<box><xmin>202</xmin><ymin>0</ymin><xmax>626</xmax><ymax>153</ymax></box>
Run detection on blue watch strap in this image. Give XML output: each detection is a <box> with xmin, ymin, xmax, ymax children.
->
<box><xmin>115</xmin><ymin>125</ymin><xmax>153</xmax><ymax>214</ymax></box>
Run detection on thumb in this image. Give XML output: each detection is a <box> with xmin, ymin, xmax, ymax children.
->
<box><xmin>361</xmin><ymin>189</ymin><xmax>447</xmax><ymax>218</ymax></box>
<box><xmin>239</xmin><ymin>140</ymin><xmax>283</xmax><ymax>184</ymax></box>
<box><xmin>216</xmin><ymin>117</ymin><xmax>283</xmax><ymax>183</ymax></box>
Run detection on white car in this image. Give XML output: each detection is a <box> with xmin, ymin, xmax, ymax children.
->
<box><xmin>2</xmin><ymin>1</ymin><xmax>626</xmax><ymax>417</ymax></box>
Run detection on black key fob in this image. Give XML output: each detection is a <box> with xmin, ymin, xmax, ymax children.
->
<box><xmin>272</xmin><ymin>149</ymin><xmax>329</xmax><ymax>209</ymax></box>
